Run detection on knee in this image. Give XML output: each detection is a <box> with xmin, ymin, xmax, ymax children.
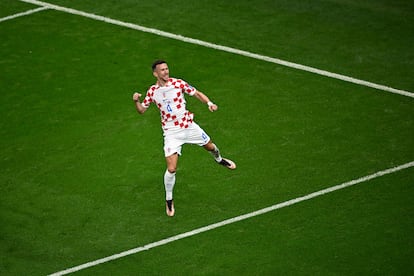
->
<box><xmin>165</xmin><ymin>153</ymin><xmax>178</xmax><ymax>174</ymax></box>
<box><xmin>204</xmin><ymin>141</ymin><xmax>215</xmax><ymax>151</ymax></box>
<box><xmin>167</xmin><ymin>167</ymin><xmax>176</xmax><ymax>174</ymax></box>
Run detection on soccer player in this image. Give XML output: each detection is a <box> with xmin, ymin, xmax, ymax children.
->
<box><xmin>132</xmin><ymin>60</ymin><xmax>236</xmax><ymax>217</ymax></box>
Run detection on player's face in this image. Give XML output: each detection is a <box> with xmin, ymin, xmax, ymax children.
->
<box><xmin>154</xmin><ymin>63</ymin><xmax>169</xmax><ymax>83</ymax></box>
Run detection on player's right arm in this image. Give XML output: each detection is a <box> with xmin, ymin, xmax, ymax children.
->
<box><xmin>132</xmin><ymin>92</ymin><xmax>147</xmax><ymax>114</ymax></box>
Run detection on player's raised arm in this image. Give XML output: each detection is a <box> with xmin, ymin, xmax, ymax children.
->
<box><xmin>194</xmin><ymin>90</ymin><xmax>218</xmax><ymax>112</ymax></box>
<box><xmin>132</xmin><ymin>92</ymin><xmax>147</xmax><ymax>114</ymax></box>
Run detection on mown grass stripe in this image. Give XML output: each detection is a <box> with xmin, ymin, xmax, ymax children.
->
<box><xmin>18</xmin><ymin>0</ymin><xmax>414</xmax><ymax>99</ymax></box>
<box><xmin>48</xmin><ymin>161</ymin><xmax>414</xmax><ymax>275</ymax></box>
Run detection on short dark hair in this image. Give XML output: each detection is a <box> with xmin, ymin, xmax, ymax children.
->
<box><xmin>152</xmin><ymin>59</ymin><xmax>167</xmax><ymax>71</ymax></box>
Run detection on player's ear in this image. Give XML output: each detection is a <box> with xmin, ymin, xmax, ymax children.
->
<box><xmin>153</xmin><ymin>71</ymin><xmax>158</xmax><ymax>78</ymax></box>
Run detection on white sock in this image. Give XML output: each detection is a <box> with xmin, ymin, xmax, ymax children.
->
<box><xmin>164</xmin><ymin>170</ymin><xmax>176</xmax><ymax>200</ymax></box>
<box><xmin>210</xmin><ymin>143</ymin><xmax>222</xmax><ymax>162</ymax></box>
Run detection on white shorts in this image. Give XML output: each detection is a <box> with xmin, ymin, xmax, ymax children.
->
<box><xmin>163</xmin><ymin>122</ymin><xmax>210</xmax><ymax>157</ymax></box>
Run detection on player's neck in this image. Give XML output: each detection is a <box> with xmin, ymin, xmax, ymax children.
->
<box><xmin>157</xmin><ymin>78</ymin><xmax>168</xmax><ymax>87</ymax></box>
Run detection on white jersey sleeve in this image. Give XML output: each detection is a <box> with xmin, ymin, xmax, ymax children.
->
<box><xmin>141</xmin><ymin>86</ymin><xmax>156</xmax><ymax>108</ymax></box>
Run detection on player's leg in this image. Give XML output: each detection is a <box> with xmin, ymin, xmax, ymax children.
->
<box><xmin>203</xmin><ymin>140</ymin><xmax>221</xmax><ymax>161</ymax></box>
<box><xmin>165</xmin><ymin>153</ymin><xmax>178</xmax><ymax>201</ymax></box>
<box><xmin>185</xmin><ymin>122</ymin><xmax>236</xmax><ymax>170</ymax></box>
<box><xmin>164</xmin><ymin>153</ymin><xmax>178</xmax><ymax>216</ymax></box>
<box><xmin>163</xmin><ymin>132</ymin><xmax>182</xmax><ymax>217</ymax></box>
<box><xmin>203</xmin><ymin>140</ymin><xmax>236</xmax><ymax>170</ymax></box>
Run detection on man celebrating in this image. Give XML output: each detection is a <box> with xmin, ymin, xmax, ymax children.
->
<box><xmin>133</xmin><ymin>60</ymin><xmax>236</xmax><ymax>217</ymax></box>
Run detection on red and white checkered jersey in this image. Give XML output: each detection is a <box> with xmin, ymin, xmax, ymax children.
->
<box><xmin>141</xmin><ymin>78</ymin><xmax>197</xmax><ymax>131</ymax></box>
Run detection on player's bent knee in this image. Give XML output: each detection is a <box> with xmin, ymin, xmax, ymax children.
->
<box><xmin>203</xmin><ymin>141</ymin><xmax>215</xmax><ymax>151</ymax></box>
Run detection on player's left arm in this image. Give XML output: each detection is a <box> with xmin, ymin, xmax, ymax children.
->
<box><xmin>193</xmin><ymin>90</ymin><xmax>218</xmax><ymax>112</ymax></box>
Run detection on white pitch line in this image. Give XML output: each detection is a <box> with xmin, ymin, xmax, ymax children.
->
<box><xmin>0</xmin><ymin>6</ymin><xmax>48</xmax><ymax>23</ymax></box>
<box><xmin>18</xmin><ymin>0</ymin><xmax>414</xmax><ymax>99</ymax></box>
<box><xmin>49</xmin><ymin>160</ymin><xmax>414</xmax><ymax>276</ymax></box>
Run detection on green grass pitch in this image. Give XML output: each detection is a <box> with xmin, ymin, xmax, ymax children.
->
<box><xmin>1</xmin><ymin>0</ymin><xmax>413</xmax><ymax>275</ymax></box>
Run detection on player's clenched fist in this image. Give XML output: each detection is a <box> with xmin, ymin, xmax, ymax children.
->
<box><xmin>133</xmin><ymin>92</ymin><xmax>142</xmax><ymax>102</ymax></box>
<box><xmin>207</xmin><ymin>102</ymin><xmax>218</xmax><ymax>112</ymax></box>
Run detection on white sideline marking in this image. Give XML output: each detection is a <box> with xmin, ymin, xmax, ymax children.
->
<box><xmin>0</xmin><ymin>6</ymin><xmax>48</xmax><ymax>23</ymax></box>
<box><xmin>18</xmin><ymin>0</ymin><xmax>414</xmax><ymax>99</ymax></box>
<box><xmin>49</xmin><ymin>161</ymin><xmax>414</xmax><ymax>275</ymax></box>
